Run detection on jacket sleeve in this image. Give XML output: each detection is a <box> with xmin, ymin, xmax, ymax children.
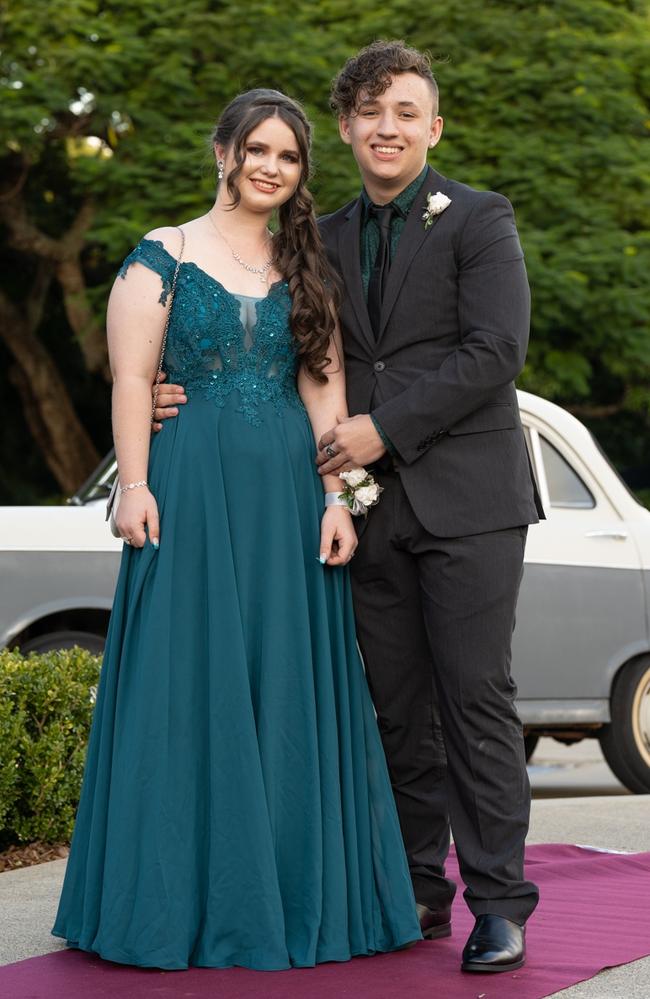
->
<box><xmin>371</xmin><ymin>192</ymin><xmax>531</xmax><ymax>465</ymax></box>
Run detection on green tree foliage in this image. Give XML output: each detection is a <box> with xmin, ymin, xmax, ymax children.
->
<box><xmin>1</xmin><ymin>0</ymin><xmax>649</xmax><ymax>499</ymax></box>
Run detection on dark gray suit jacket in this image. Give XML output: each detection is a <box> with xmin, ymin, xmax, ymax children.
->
<box><xmin>318</xmin><ymin>166</ymin><xmax>544</xmax><ymax>538</ymax></box>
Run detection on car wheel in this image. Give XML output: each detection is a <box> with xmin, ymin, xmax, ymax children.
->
<box><xmin>599</xmin><ymin>657</ymin><xmax>650</xmax><ymax>794</ymax></box>
<box><xmin>524</xmin><ymin>734</ymin><xmax>539</xmax><ymax>762</ymax></box>
<box><xmin>20</xmin><ymin>631</ymin><xmax>105</xmax><ymax>655</ymax></box>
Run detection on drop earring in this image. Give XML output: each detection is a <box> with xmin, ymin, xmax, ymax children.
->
<box><xmin>217</xmin><ymin>159</ymin><xmax>224</xmax><ymax>181</ymax></box>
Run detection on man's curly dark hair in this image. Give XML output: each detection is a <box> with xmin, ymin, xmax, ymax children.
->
<box><xmin>330</xmin><ymin>40</ymin><xmax>439</xmax><ymax>117</ymax></box>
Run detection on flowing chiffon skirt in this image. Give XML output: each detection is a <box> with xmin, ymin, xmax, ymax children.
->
<box><xmin>52</xmin><ymin>393</ymin><xmax>421</xmax><ymax>970</ymax></box>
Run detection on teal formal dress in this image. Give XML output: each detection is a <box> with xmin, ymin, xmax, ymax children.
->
<box><xmin>52</xmin><ymin>239</ymin><xmax>420</xmax><ymax>971</ymax></box>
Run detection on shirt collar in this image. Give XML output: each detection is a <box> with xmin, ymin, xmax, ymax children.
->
<box><xmin>362</xmin><ymin>164</ymin><xmax>429</xmax><ymax>220</ymax></box>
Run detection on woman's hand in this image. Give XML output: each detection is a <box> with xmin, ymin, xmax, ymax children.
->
<box><xmin>115</xmin><ymin>488</ymin><xmax>160</xmax><ymax>549</ymax></box>
<box><xmin>319</xmin><ymin>506</ymin><xmax>357</xmax><ymax>566</ymax></box>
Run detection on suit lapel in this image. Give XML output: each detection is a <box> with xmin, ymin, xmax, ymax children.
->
<box><xmin>378</xmin><ymin>167</ymin><xmax>450</xmax><ymax>339</ymax></box>
<box><xmin>337</xmin><ymin>198</ymin><xmax>375</xmax><ymax>350</ymax></box>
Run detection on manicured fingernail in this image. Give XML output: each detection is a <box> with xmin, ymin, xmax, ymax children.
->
<box><xmin>152</xmin><ymin>539</ymin><xmax>159</xmax><ymax>549</ymax></box>
<box><xmin>319</xmin><ymin>554</ymin><xmax>327</xmax><ymax>564</ymax></box>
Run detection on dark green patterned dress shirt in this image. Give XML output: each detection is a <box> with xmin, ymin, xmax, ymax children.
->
<box><xmin>362</xmin><ymin>166</ymin><xmax>429</xmax><ymax>458</ymax></box>
<box><xmin>360</xmin><ymin>165</ymin><xmax>429</xmax><ymax>297</ymax></box>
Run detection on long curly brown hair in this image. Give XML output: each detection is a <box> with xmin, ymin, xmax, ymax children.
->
<box><xmin>212</xmin><ymin>90</ymin><xmax>339</xmax><ymax>383</ymax></box>
<box><xmin>330</xmin><ymin>40</ymin><xmax>439</xmax><ymax>117</ymax></box>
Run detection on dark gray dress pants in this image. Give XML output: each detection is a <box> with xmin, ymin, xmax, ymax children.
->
<box><xmin>350</xmin><ymin>468</ymin><xmax>539</xmax><ymax>924</ymax></box>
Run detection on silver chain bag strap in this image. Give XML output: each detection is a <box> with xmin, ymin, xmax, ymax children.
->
<box><xmin>106</xmin><ymin>228</ymin><xmax>186</xmax><ymax>537</ymax></box>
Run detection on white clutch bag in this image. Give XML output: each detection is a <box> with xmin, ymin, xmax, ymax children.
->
<box><xmin>105</xmin><ymin>477</ymin><xmax>122</xmax><ymax>538</ymax></box>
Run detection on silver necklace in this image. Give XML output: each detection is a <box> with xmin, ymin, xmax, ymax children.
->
<box><xmin>208</xmin><ymin>212</ymin><xmax>273</xmax><ymax>284</ymax></box>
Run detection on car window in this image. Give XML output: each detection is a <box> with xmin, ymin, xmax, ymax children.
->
<box><xmin>69</xmin><ymin>449</ymin><xmax>117</xmax><ymax>506</ymax></box>
<box><xmin>539</xmin><ymin>436</ymin><xmax>595</xmax><ymax>509</ymax></box>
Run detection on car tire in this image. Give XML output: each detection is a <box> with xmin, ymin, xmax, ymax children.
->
<box><xmin>524</xmin><ymin>734</ymin><xmax>539</xmax><ymax>762</ymax></box>
<box><xmin>599</xmin><ymin>657</ymin><xmax>650</xmax><ymax>794</ymax></box>
<box><xmin>20</xmin><ymin>631</ymin><xmax>105</xmax><ymax>655</ymax></box>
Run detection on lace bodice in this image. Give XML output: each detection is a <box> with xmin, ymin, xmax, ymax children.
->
<box><xmin>118</xmin><ymin>239</ymin><xmax>303</xmax><ymax>426</ymax></box>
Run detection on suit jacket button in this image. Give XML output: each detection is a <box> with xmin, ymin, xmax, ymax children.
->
<box><xmin>373</xmin><ymin>360</ymin><xmax>386</xmax><ymax>372</ymax></box>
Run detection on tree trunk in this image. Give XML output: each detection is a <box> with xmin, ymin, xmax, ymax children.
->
<box><xmin>0</xmin><ymin>288</ymin><xmax>100</xmax><ymax>495</ymax></box>
<box><xmin>56</xmin><ymin>257</ymin><xmax>110</xmax><ymax>380</ymax></box>
<box><xmin>0</xmin><ymin>193</ymin><xmax>111</xmax><ymax>381</ymax></box>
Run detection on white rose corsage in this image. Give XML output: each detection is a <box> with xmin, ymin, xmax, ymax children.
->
<box><xmin>422</xmin><ymin>191</ymin><xmax>451</xmax><ymax>229</ymax></box>
<box><xmin>338</xmin><ymin>468</ymin><xmax>384</xmax><ymax>516</ymax></box>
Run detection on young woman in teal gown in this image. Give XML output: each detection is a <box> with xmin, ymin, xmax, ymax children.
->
<box><xmin>52</xmin><ymin>90</ymin><xmax>421</xmax><ymax>970</ymax></box>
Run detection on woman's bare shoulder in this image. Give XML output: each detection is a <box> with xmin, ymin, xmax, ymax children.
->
<box><xmin>142</xmin><ymin>225</ymin><xmax>186</xmax><ymax>258</ymax></box>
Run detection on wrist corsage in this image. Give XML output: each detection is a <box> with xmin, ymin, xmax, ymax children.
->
<box><xmin>337</xmin><ymin>468</ymin><xmax>384</xmax><ymax>516</ymax></box>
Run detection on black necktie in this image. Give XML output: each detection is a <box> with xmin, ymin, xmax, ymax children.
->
<box><xmin>367</xmin><ymin>203</ymin><xmax>395</xmax><ymax>338</ymax></box>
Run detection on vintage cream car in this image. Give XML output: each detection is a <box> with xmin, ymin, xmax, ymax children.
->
<box><xmin>1</xmin><ymin>392</ymin><xmax>649</xmax><ymax>793</ymax></box>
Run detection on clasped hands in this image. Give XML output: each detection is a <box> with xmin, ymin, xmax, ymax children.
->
<box><xmin>316</xmin><ymin>414</ymin><xmax>386</xmax><ymax>475</ymax></box>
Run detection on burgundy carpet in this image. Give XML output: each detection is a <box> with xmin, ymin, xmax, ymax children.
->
<box><xmin>2</xmin><ymin>844</ymin><xmax>650</xmax><ymax>999</ymax></box>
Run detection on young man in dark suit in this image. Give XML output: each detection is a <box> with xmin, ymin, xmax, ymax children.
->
<box><xmin>153</xmin><ymin>41</ymin><xmax>542</xmax><ymax>973</ymax></box>
<box><xmin>313</xmin><ymin>41</ymin><xmax>542</xmax><ymax>973</ymax></box>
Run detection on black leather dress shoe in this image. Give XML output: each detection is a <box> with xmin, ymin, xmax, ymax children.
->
<box><xmin>461</xmin><ymin>914</ymin><xmax>525</xmax><ymax>972</ymax></box>
<box><xmin>416</xmin><ymin>902</ymin><xmax>452</xmax><ymax>940</ymax></box>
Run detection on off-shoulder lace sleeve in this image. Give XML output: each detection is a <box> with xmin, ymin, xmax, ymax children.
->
<box><xmin>117</xmin><ymin>238</ymin><xmax>177</xmax><ymax>305</ymax></box>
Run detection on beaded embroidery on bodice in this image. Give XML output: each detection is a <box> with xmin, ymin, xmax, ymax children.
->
<box><xmin>118</xmin><ymin>239</ymin><xmax>303</xmax><ymax>426</ymax></box>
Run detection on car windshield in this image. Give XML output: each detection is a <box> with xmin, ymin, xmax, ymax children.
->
<box><xmin>69</xmin><ymin>450</ymin><xmax>117</xmax><ymax>506</ymax></box>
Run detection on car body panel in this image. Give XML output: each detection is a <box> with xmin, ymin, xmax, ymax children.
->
<box><xmin>0</xmin><ymin>508</ymin><xmax>121</xmax><ymax>647</ymax></box>
<box><xmin>0</xmin><ymin>550</ymin><xmax>120</xmax><ymax>648</ymax></box>
<box><xmin>2</xmin><ymin>392</ymin><xmax>649</xmax><ymax>736</ymax></box>
<box><xmin>513</xmin><ymin>565</ymin><xmax>647</xmax><ymax>702</ymax></box>
<box><xmin>513</xmin><ymin>391</ymin><xmax>650</xmax><ymax>723</ymax></box>
<box><xmin>0</xmin><ymin>507</ymin><xmax>122</xmax><ymax>553</ymax></box>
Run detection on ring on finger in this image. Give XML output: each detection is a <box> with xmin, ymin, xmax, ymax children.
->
<box><xmin>325</xmin><ymin>444</ymin><xmax>338</xmax><ymax>459</ymax></box>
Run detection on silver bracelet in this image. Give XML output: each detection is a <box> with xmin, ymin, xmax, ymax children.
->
<box><xmin>120</xmin><ymin>480</ymin><xmax>148</xmax><ymax>494</ymax></box>
<box><xmin>325</xmin><ymin>492</ymin><xmax>348</xmax><ymax>507</ymax></box>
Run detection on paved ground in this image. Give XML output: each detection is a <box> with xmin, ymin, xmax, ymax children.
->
<box><xmin>529</xmin><ymin>735</ymin><xmax>631</xmax><ymax>799</ymax></box>
<box><xmin>0</xmin><ymin>737</ymin><xmax>648</xmax><ymax>997</ymax></box>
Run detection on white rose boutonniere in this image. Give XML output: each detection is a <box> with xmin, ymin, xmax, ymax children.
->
<box><xmin>338</xmin><ymin>468</ymin><xmax>384</xmax><ymax>516</ymax></box>
<box><xmin>423</xmin><ymin>191</ymin><xmax>451</xmax><ymax>229</ymax></box>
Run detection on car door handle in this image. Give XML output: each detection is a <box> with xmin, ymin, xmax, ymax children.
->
<box><xmin>584</xmin><ymin>529</ymin><xmax>629</xmax><ymax>541</ymax></box>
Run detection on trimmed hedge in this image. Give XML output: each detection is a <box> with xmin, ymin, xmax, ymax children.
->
<box><xmin>0</xmin><ymin>647</ymin><xmax>101</xmax><ymax>846</ymax></box>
